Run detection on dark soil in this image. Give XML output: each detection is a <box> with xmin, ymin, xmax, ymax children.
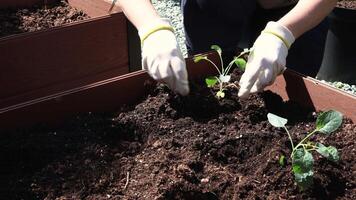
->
<box><xmin>337</xmin><ymin>0</ymin><xmax>356</xmax><ymax>9</ymax></box>
<box><xmin>0</xmin><ymin>0</ymin><xmax>89</xmax><ymax>38</ymax></box>
<box><xmin>1</xmin><ymin>69</ymin><xmax>355</xmax><ymax>199</ymax></box>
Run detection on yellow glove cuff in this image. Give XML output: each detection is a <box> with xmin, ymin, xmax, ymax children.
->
<box><xmin>261</xmin><ymin>21</ymin><xmax>295</xmax><ymax>49</ymax></box>
<box><xmin>261</xmin><ymin>30</ymin><xmax>291</xmax><ymax>49</ymax></box>
<box><xmin>140</xmin><ymin>25</ymin><xmax>175</xmax><ymax>45</ymax></box>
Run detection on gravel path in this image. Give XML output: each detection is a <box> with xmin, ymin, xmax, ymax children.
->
<box><xmin>151</xmin><ymin>0</ymin><xmax>187</xmax><ymax>57</ymax></box>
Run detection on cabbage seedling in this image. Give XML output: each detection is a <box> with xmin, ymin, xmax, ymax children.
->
<box><xmin>267</xmin><ymin>110</ymin><xmax>343</xmax><ymax>190</ymax></box>
<box><xmin>193</xmin><ymin>45</ymin><xmax>250</xmax><ymax>98</ymax></box>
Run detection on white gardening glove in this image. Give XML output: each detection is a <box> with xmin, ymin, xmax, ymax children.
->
<box><xmin>238</xmin><ymin>21</ymin><xmax>295</xmax><ymax>99</ymax></box>
<box><xmin>139</xmin><ymin>18</ymin><xmax>189</xmax><ymax>96</ymax></box>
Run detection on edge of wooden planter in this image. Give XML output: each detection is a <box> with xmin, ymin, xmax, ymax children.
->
<box><xmin>0</xmin><ymin>0</ymin><xmax>132</xmax><ymax>110</ymax></box>
<box><xmin>1</xmin><ymin>51</ymin><xmax>355</xmax><ymax>130</ymax></box>
<box><xmin>0</xmin><ymin>52</ymin><xmax>218</xmax><ymax>130</ymax></box>
<box><xmin>265</xmin><ymin>70</ymin><xmax>356</xmax><ymax>122</ymax></box>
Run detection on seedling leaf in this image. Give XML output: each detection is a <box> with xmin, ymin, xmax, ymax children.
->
<box><xmin>234</xmin><ymin>58</ymin><xmax>247</xmax><ymax>71</ymax></box>
<box><xmin>316</xmin><ymin>110</ymin><xmax>342</xmax><ymax>134</ymax></box>
<box><xmin>294</xmin><ymin>170</ymin><xmax>314</xmax><ymax>191</ymax></box>
<box><xmin>293</xmin><ymin>149</ymin><xmax>314</xmax><ymax>172</ymax></box>
<box><xmin>193</xmin><ymin>55</ymin><xmax>207</xmax><ymax>63</ymax></box>
<box><xmin>279</xmin><ymin>155</ymin><xmax>286</xmax><ymax>167</ymax></box>
<box><xmin>219</xmin><ymin>75</ymin><xmax>231</xmax><ymax>83</ymax></box>
<box><xmin>211</xmin><ymin>45</ymin><xmax>222</xmax><ymax>56</ymax></box>
<box><xmin>205</xmin><ymin>76</ymin><xmax>218</xmax><ymax>87</ymax></box>
<box><xmin>216</xmin><ymin>91</ymin><xmax>225</xmax><ymax>98</ymax></box>
<box><xmin>316</xmin><ymin>143</ymin><xmax>339</xmax><ymax>162</ymax></box>
<box><xmin>292</xmin><ymin>148</ymin><xmax>314</xmax><ymax>190</ymax></box>
<box><xmin>267</xmin><ymin>113</ymin><xmax>288</xmax><ymax>128</ymax></box>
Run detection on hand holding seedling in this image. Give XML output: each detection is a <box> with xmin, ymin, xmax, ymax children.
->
<box><xmin>139</xmin><ymin>19</ymin><xmax>189</xmax><ymax>96</ymax></box>
<box><xmin>113</xmin><ymin>0</ymin><xmax>189</xmax><ymax>96</ymax></box>
<box><xmin>193</xmin><ymin>45</ymin><xmax>249</xmax><ymax>98</ymax></box>
<box><xmin>267</xmin><ymin>110</ymin><xmax>343</xmax><ymax>190</ymax></box>
<box><xmin>238</xmin><ymin>22</ymin><xmax>295</xmax><ymax>99</ymax></box>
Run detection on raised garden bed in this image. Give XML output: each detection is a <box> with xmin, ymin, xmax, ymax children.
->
<box><xmin>1</xmin><ymin>50</ymin><xmax>355</xmax><ymax>199</ymax></box>
<box><xmin>0</xmin><ymin>0</ymin><xmax>135</xmax><ymax>113</ymax></box>
<box><xmin>0</xmin><ymin>0</ymin><xmax>89</xmax><ymax>37</ymax></box>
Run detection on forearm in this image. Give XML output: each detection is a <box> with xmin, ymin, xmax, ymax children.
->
<box><xmin>118</xmin><ymin>0</ymin><xmax>162</xmax><ymax>30</ymax></box>
<box><xmin>278</xmin><ymin>0</ymin><xmax>337</xmax><ymax>38</ymax></box>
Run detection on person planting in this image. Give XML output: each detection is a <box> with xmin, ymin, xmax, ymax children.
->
<box><xmin>116</xmin><ymin>0</ymin><xmax>337</xmax><ymax>98</ymax></box>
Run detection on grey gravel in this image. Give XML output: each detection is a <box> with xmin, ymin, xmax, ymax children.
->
<box><xmin>151</xmin><ymin>0</ymin><xmax>187</xmax><ymax>57</ymax></box>
<box><xmin>320</xmin><ymin>80</ymin><xmax>356</xmax><ymax>96</ymax></box>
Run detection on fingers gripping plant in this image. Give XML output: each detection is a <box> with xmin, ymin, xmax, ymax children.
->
<box><xmin>267</xmin><ymin>110</ymin><xmax>343</xmax><ymax>190</ymax></box>
<box><xmin>193</xmin><ymin>45</ymin><xmax>250</xmax><ymax>98</ymax></box>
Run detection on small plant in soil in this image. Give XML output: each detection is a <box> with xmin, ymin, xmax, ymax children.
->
<box><xmin>267</xmin><ymin>110</ymin><xmax>343</xmax><ymax>190</ymax></box>
<box><xmin>193</xmin><ymin>45</ymin><xmax>250</xmax><ymax>98</ymax></box>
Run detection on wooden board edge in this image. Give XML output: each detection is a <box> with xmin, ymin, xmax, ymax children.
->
<box><xmin>1</xmin><ymin>52</ymin><xmax>355</xmax><ymax>130</ymax></box>
<box><xmin>0</xmin><ymin>13</ymin><xmax>125</xmax><ymax>43</ymax></box>
<box><xmin>266</xmin><ymin>69</ymin><xmax>356</xmax><ymax>122</ymax></box>
<box><xmin>0</xmin><ymin>71</ymin><xmax>151</xmax><ymax>130</ymax></box>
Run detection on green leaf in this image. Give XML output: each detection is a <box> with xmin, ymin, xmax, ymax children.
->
<box><xmin>193</xmin><ymin>55</ymin><xmax>207</xmax><ymax>63</ymax></box>
<box><xmin>293</xmin><ymin>149</ymin><xmax>314</xmax><ymax>172</ymax></box>
<box><xmin>211</xmin><ymin>45</ymin><xmax>222</xmax><ymax>56</ymax></box>
<box><xmin>279</xmin><ymin>155</ymin><xmax>286</xmax><ymax>167</ymax></box>
<box><xmin>205</xmin><ymin>76</ymin><xmax>218</xmax><ymax>87</ymax></box>
<box><xmin>292</xmin><ymin>148</ymin><xmax>314</xmax><ymax>190</ymax></box>
<box><xmin>267</xmin><ymin>113</ymin><xmax>288</xmax><ymax>128</ymax></box>
<box><xmin>219</xmin><ymin>75</ymin><xmax>231</xmax><ymax>83</ymax></box>
<box><xmin>216</xmin><ymin>91</ymin><xmax>225</xmax><ymax>98</ymax></box>
<box><xmin>294</xmin><ymin>170</ymin><xmax>314</xmax><ymax>191</ymax></box>
<box><xmin>234</xmin><ymin>58</ymin><xmax>247</xmax><ymax>71</ymax></box>
<box><xmin>316</xmin><ymin>110</ymin><xmax>343</xmax><ymax>134</ymax></box>
<box><xmin>316</xmin><ymin>143</ymin><xmax>339</xmax><ymax>162</ymax></box>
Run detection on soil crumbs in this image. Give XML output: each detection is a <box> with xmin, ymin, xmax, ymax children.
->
<box><xmin>1</xmin><ymin>70</ymin><xmax>355</xmax><ymax>200</ymax></box>
<box><xmin>337</xmin><ymin>0</ymin><xmax>356</xmax><ymax>9</ymax></box>
<box><xmin>0</xmin><ymin>0</ymin><xmax>89</xmax><ymax>38</ymax></box>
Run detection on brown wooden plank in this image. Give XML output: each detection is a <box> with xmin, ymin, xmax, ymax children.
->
<box><xmin>0</xmin><ymin>14</ymin><xmax>129</xmax><ymax>108</ymax></box>
<box><xmin>0</xmin><ymin>71</ymin><xmax>151</xmax><ymax>130</ymax></box>
<box><xmin>68</xmin><ymin>0</ymin><xmax>122</xmax><ymax>18</ymax></box>
<box><xmin>0</xmin><ymin>52</ymin><xmax>218</xmax><ymax>130</ymax></box>
<box><xmin>266</xmin><ymin>70</ymin><xmax>356</xmax><ymax>122</ymax></box>
<box><xmin>1</xmin><ymin>52</ymin><xmax>355</xmax><ymax>130</ymax></box>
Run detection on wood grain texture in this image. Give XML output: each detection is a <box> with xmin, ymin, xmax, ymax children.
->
<box><xmin>0</xmin><ymin>13</ymin><xmax>129</xmax><ymax>108</ymax></box>
<box><xmin>68</xmin><ymin>0</ymin><xmax>122</xmax><ymax>17</ymax></box>
<box><xmin>0</xmin><ymin>52</ymin><xmax>218</xmax><ymax>130</ymax></box>
<box><xmin>0</xmin><ymin>71</ymin><xmax>151</xmax><ymax>129</ymax></box>
<box><xmin>1</xmin><ymin>52</ymin><xmax>355</xmax><ymax>130</ymax></box>
<box><xmin>266</xmin><ymin>70</ymin><xmax>356</xmax><ymax>122</ymax></box>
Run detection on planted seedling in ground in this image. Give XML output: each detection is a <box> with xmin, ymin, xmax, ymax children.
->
<box><xmin>267</xmin><ymin>110</ymin><xmax>343</xmax><ymax>190</ymax></box>
<box><xmin>193</xmin><ymin>45</ymin><xmax>250</xmax><ymax>98</ymax></box>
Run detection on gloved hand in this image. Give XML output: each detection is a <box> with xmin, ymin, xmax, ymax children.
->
<box><xmin>139</xmin><ymin>18</ymin><xmax>189</xmax><ymax>96</ymax></box>
<box><xmin>238</xmin><ymin>21</ymin><xmax>295</xmax><ymax>99</ymax></box>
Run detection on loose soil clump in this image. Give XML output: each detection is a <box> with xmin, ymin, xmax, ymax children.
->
<box><xmin>1</xmin><ymin>70</ymin><xmax>355</xmax><ymax>199</ymax></box>
<box><xmin>0</xmin><ymin>0</ymin><xmax>89</xmax><ymax>38</ymax></box>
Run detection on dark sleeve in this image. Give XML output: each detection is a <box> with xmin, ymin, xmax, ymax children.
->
<box><xmin>195</xmin><ymin>0</ymin><xmax>256</xmax><ymax>23</ymax></box>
